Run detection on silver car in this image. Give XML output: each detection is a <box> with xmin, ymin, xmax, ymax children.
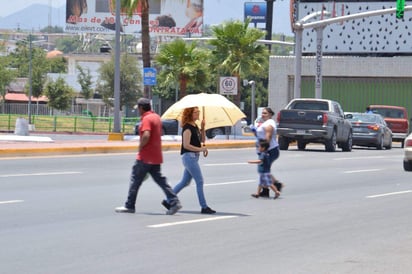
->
<box><xmin>403</xmin><ymin>132</ymin><xmax>412</xmax><ymax>171</ymax></box>
<box><xmin>345</xmin><ymin>112</ymin><xmax>392</xmax><ymax>150</ymax></box>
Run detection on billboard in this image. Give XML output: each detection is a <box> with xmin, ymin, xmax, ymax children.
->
<box><xmin>293</xmin><ymin>0</ymin><xmax>412</xmax><ymax>55</ymax></box>
<box><xmin>65</xmin><ymin>0</ymin><xmax>203</xmax><ymax>36</ymax></box>
<box><xmin>244</xmin><ymin>2</ymin><xmax>267</xmax><ymax>24</ymax></box>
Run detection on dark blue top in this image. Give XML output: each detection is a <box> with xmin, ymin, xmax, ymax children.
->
<box><xmin>258</xmin><ymin>151</ymin><xmax>271</xmax><ymax>173</ymax></box>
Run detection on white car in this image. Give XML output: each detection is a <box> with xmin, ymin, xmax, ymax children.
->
<box><xmin>403</xmin><ymin>132</ymin><xmax>412</xmax><ymax>171</ymax></box>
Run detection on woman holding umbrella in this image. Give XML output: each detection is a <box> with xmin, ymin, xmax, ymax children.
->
<box><xmin>162</xmin><ymin>107</ymin><xmax>216</xmax><ymax>214</ymax></box>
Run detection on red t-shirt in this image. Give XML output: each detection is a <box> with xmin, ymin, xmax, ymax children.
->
<box><xmin>136</xmin><ymin>111</ymin><xmax>163</xmax><ymax>164</ymax></box>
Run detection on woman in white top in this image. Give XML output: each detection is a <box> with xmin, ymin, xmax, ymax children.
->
<box><xmin>255</xmin><ymin>107</ymin><xmax>283</xmax><ymax>198</ymax></box>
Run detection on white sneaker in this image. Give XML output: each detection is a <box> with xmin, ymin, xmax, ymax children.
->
<box><xmin>115</xmin><ymin>206</ymin><xmax>135</xmax><ymax>213</ymax></box>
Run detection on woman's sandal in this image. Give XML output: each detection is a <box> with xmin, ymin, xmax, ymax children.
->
<box><xmin>274</xmin><ymin>192</ymin><xmax>280</xmax><ymax>199</ymax></box>
<box><xmin>251</xmin><ymin>194</ymin><xmax>259</xmax><ymax>198</ymax></box>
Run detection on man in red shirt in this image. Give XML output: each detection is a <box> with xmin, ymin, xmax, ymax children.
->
<box><xmin>115</xmin><ymin>98</ymin><xmax>181</xmax><ymax>215</ymax></box>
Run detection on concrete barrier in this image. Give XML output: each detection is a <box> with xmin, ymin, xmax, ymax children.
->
<box><xmin>14</xmin><ymin>118</ymin><xmax>29</xmax><ymax>136</ymax></box>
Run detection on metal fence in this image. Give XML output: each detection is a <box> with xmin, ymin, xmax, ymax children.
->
<box><xmin>0</xmin><ymin>103</ymin><xmax>84</xmax><ymax>116</ymax></box>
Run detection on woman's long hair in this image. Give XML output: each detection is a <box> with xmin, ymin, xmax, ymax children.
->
<box><xmin>181</xmin><ymin>107</ymin><xmax>197</xmax><ymax>127</ymax></box>
<box><xmin>66</xmin><ymin>0</ymin><xmax>88</xmax><ymax>22</ymax></box>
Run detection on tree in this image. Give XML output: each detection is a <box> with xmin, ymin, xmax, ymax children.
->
<box><xmin>40</xmin><ymin>26</ymin><xmax>64</xmax><ymax>33</ymax></box>
<box><xmin>9</xmin><ymin>36</ymin><xmax>53</xmax><ymax>98</ymax></box>
<box><xmin>96</xmin><ymin>53</ymin><xmax>142</xmax><ymax>109</ymax></box>
<box><xmin>0</xmin><ymin>55</ymin><xmax>17</xmax><ymax>114</ymax></box>
<box><xmin>44</xmin><ymin>77</ymin><xmax>74</xmax><ymax>112</ymax></box>
<box><xmin>154</xmin><ymin>39</ymin><xmax>211</xmax><ymax>100</ymax></box>
<box><xmin>55</xmin><ymin>35</ymin><xmax>83</xmax><ymax>53</ymax></box>
<box><xmin>209</xmin><ymin>19</ymin><xmax>269</xmax><ymax>106</ymax></box>
<box><xmin>47</xmin><ymin>57</ymin><xmax>67</xmax><ymax>73</ymax></box>
<box><xmin>77</xmin><ymin>65</ymin><xmax>94</xmax><ymax>111</ymax></box>
<box><xmin>117</xmin><ymin>0</ymin><xmax>151</xmax><ymax>97</ymax></box>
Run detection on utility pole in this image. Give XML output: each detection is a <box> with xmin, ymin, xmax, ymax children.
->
<box><xmin>265</xmin><ymin>0</ymin><xmax>274</xmax><ymax>51</ymax></box>
<box><xmin>28</xmin><ymin>34</ymin><xmax>32</xmax><ymax>125</ymax></box>
<box><xmin>108</xmin><ymin>0</ymin><xmax>123</xmax><ymax>141</ymax></box>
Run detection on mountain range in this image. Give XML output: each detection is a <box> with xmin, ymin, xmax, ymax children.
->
<box><xmin>0</xmin><ymin>4</ymin><xmax>65</xmax><ymax>31</ymax></box>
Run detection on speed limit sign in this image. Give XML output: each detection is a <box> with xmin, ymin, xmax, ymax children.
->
<box><xmin>219</xmin><ymin>77</ymin><xmax>238</xmax><ymax>95</ymax></box>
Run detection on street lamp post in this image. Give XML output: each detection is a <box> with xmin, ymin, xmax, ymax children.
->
<box><xmin>28</xmin><ymin>34</ymin><xmax>33</xmax><ymax>125</ymax></box>
<box><xmin>108</xmin><ymin>0</ymin><xmax>123</xmax><ymax>141</ymax></box>
<box><xmin>293</xmin><ymin>11</ymin><xmax>330</xmax><ymax>99</ymax></box>
<box><xmin>249</xmin><ymin>81</ymin><xmax>256</xmax><ymax>125</ymax></box>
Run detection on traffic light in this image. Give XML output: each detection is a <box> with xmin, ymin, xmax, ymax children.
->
<box><xmin>396</xmin><ymin>0</ymin><xmax>405</xmax><ymax>19</ymax></box>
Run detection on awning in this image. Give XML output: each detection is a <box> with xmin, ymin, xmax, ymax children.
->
<box><xmin>4</xmin><ymin>93</ymin><xmax>48</xmax><ymax>102</ymax></box>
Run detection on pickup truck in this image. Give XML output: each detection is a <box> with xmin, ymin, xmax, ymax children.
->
<box><xmin>276</xmin><ymin>98</ymin><xmax>353</xmax><ymax>152</ymax></box>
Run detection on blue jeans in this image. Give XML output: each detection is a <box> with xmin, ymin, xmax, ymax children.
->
<box><xmin>172</xmin><ymin>152</ymin><xmax>208</xmax><ymax>209</ymax></box>
<box><xmin>125</xmin><ymin>160</ymin><xmax>179</xmax><ymax>209</ymax></box>
<box><xmin>268</xmin><ymin>146</ymin><xmax>280</xmax><ymax>170</ymax></box>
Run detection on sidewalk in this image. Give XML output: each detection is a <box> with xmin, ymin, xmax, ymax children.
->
<box><xmin>0</xmin><ymin>133</ymin><xmax>255</xmax><ymax>157</ymax></box>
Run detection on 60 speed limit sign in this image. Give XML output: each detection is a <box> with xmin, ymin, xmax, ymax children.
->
<box><xmin>219</xmin><ymin>77</ymin><xmax>238</xmax><ymax>95</ymax></box>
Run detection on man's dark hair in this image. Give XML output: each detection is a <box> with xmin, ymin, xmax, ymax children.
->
<box><xmin>137</xmin><ymin>98</ymin><xmax>151</xmax><ymax>111</ymax></box>
<box><xmin>139</xmin><ymin>103</ymin><xmax>151</xmax><ymax>112</ymax></box>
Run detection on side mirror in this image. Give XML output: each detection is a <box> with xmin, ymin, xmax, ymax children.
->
<box><xmin>344</xmin><ymin>113</ymin><xmax>353</xmax><ymax>119</ymax></box>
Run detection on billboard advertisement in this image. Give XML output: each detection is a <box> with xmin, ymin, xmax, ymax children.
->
<box><xmin>65</xmin><ymin>0</ymin><xmax>203</xmax><ymax>36</ymax></box>
<box><xmin>294</xmin><ymin>0</ymin><xmax>412</xmax><ymax>55</ymax></box>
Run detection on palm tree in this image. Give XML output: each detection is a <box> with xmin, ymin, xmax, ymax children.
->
<box><xmin>154</xmin><ymin>39</ymin><xmax>210</xmax><ymax>100</ymax></box>
<box><xmin>116</xmin><ymin>0</ymin><xmax>151</xmax><ymax>97</ymax></box>
<box><xmin>209</xmin><ymin>19</ymin><xmax>269</xmax><ymax>106</ymax></box>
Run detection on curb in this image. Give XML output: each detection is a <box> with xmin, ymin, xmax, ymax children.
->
<box><xmin>0</xmin><ymin>140</ymin><xmax>255</xmax><ymax>157</ymax></box>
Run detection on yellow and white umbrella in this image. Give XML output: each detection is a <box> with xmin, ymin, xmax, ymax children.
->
<box><xmin>161</xmin><ymin>93</ymin><xmax>246</xmax><ymax>130</ymax></box>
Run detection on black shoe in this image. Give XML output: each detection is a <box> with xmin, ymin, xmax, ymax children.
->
<box><xmin>274</xmin><ymin>181</ymin><xmax>283</xmax><ymax>192</ymax></box>
<box><xmin>166</xmin><ymin>202</ymin><xmax>182</xmax><ymax>215</ymax></box>
<box><xmin>201</xmin><ymin>207</ymin><xmax>216</xmax><ymax>214</ymax></box>
<box><xmin>161</xmin><ymin>200</ymin><xmax>171</xmax><ymax>210</ymax></box>
<box><xmin>259</xmin><ymin>188</ymin><xmax>270</xmax><ymax>197</ymax></box>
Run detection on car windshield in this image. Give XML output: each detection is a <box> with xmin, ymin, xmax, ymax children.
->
<box><xmin>348</xmin><ymin>114</ymin><xmax>378</xmax><ymax>123</ymax></box>
<box><xmin>372</xmin><ymin>108</ymin><xmax>404</xmax><ymax>118</ymax></box>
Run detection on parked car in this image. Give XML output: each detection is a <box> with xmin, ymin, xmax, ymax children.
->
<box><xmin>134</xmin><ymin>119</ymin><xmax>178</xmax><ymax>136</ymax></box>
<box><xmin>134</xmin><ymin>119</ymin><xmax>228</xmax><ymax>139</ymax></box>
<box><xmin>403</xmin><ymin>132</ymin><xmax>412</xmax><ymax>171</ymax></box>
<box><xmin>368</xmin><ymin>105</ymin><xmax>409</xmax><ymax>148</ymax></box>
<box><xmin>345</xmin><ymin>112</ymin><xmax>392</xmax><ymax>150</ymax></box>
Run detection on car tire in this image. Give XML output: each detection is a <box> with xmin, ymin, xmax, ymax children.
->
<box><xmin>376</xmin><ymin>135</ymin><xmax>384</xmax><ymax>150</ymax></box>
<box><xmin>341</xmin><ymin>131</ymin><xmax>353</xmax><ymax>152</ymax></box>
<box><xmin>325</xmin><ymin>130</ymin><xmax>337</xmax><ymax>152</ymax></box>
<box><xmin>403</xmin><ymin>160</ymin><xmax>412</xmax><ymax>171</ymax></box>
<box><xmin>206</xmin><ymin>127</ymin><xmax>224</xmax><ymax>139</ymax></box>
<box><xmin>297</xmin><ymin>141</ymin><xmax>306</xmax><ymax>150</ymax></box>
<box><xmin>385</xmin><ymin>137</ymin><xmax>392</xmax><ymax>150</ymax></box>
<box><xmin>278</xmin><ymin>136</ymin><xmax>289</xmax><ymax>150</ymax></box>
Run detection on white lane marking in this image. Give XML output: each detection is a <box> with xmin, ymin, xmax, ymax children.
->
<box><xmin>0</xmin><ymin>171</ymin><xmax>82</xmax><ymax>178</ymax></box>
<box><xmin>206</xmin><ymin>179</ymin><xmax>255</xmax><ymax>186</ymax></box>
<box><xmin>343</xmin><ymin>169</ymin><xmax>381</xmax><ymax>174</ymax></box>
<box><xmin>148</xmin><ymin>215</ymin><xmax>238</xmax><ymax>228</ymax></box>
<box><xmin>366</xmin><ymin>190</ymin><xmax>412</xmax><ymax>199</ymax></box>
<box><xmin>334</xmin><ymin>156</ymin><xmax>386</xmax><ymax>161</ymax></box>
<box><xmin>0</xmin><ymin>200</ymin><xmax>24</xmax><ymax>205</ymax></box>
<box><xmin>204</xmin><ymin>163</ymin><xmax>248</xmax><ymax>166</ymax></box>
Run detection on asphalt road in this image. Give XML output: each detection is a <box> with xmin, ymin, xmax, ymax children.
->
<box><xmin>0</xmin><ymin>146</ymin><xmax>411</xmax><ymax>274</ymax></box>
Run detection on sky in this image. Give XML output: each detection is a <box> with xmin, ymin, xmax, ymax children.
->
<box><xmin>0</xmin><ymin>0</ymin><xmax>293</xmax><ymax>35</ymax></box>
